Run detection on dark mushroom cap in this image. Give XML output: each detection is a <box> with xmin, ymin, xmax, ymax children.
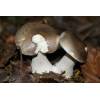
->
<box><xmin>15</xmin><ymin>22</ymin><xmax>59</xmax><ymax>55</ymax></box>
<box><xmin>60</xmin><ymin>32</ymin><xmax>87</xmax><ymax>63</ymax></box>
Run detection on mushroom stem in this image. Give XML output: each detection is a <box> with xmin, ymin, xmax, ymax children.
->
<box><xmin>31</xmin><ymin>53</ymin><xmax>75</xmax><ymax>78</ymax></box>
<box><xmin>31</xmin><ymin>53</ymin><xmax>53</xmax><ymax>74</ymax></box>
<box><xmin>54</xmin><ymin>55</ymin><xmax>75</xmax><ymax>78</ymax></box>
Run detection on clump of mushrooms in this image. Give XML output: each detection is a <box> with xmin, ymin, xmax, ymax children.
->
<box><xmin>15</xmin><ymin>22</ymin><xmax>87</xmax><ymax>78</ymax></box>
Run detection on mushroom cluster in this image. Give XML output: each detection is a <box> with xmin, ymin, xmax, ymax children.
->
<box><xmin>15</xmin><ymin>22</ymin><xmax>87</xmax><ymax>78</ymax></box>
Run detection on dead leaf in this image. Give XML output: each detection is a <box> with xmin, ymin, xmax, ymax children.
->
<box><xmin>81</xmin><ymin>47</ymin><xmax>100</xmax><ymax>82</ymax></box>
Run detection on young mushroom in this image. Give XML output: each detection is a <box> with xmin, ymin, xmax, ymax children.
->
<box><xmin>58</xmin><ymin>32</ymin><xmax>87</xmax><ymax>78</ymax></box>
<box><xmin>15</xmin><ymin>22</ymin><xmax>87</xmax><ymax>79</ymax></box>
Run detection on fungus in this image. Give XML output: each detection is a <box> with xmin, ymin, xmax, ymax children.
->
<box><xmin>15</xmin><ymin>22</ymin><xmax>87</xmax><ymax>78</ymax></box>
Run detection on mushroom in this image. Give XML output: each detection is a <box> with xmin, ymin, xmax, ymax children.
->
<box><xmin>58</xmin><ymin>32</ymin><xmax>87</xmax><ymax>78</ymax></box>
<box><xmin>59</xmin><ymin>32</ymin><xmax>87</xmax><ymax>63</ymax></box>
<box><xmin>15</xmin><ymin>22</ymin><xmax>59</xmax><ymax>55</ymax></box>
<box><xmin>15</xmin><ymin>22</ymin><xmax>87</xmax><ymax>78</ymax></box>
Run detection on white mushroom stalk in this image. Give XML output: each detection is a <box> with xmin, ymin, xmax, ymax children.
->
<box><xmin>54</xmin><ymin>55</ymin><xmax>75</xmax><ymax>78</ymax></box>
<box><xmin>31</xmin><ymin>53</ymin><xmax>53</xmax><ymax>74</ymax></box>
<box><xmin>31</xmin><ymin>53</ymin><xmax>75</xmax><ymax>78</ymax></box>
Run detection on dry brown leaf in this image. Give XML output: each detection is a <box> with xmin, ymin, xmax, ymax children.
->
<box><xmin>81</xmin><ymin>47</ymin><xmax>100</xmax><ymax>82</ymax></box>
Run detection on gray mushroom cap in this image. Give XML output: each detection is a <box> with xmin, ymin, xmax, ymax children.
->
<box><xmin>60</xmin><ymin>32</ymin><xmax>87</xmax><ymax>63</ymax></box>
<box><xmin>15</xmin><ymin>22</ymin><xmax>59</xmax><ymax>55</ymax></box>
